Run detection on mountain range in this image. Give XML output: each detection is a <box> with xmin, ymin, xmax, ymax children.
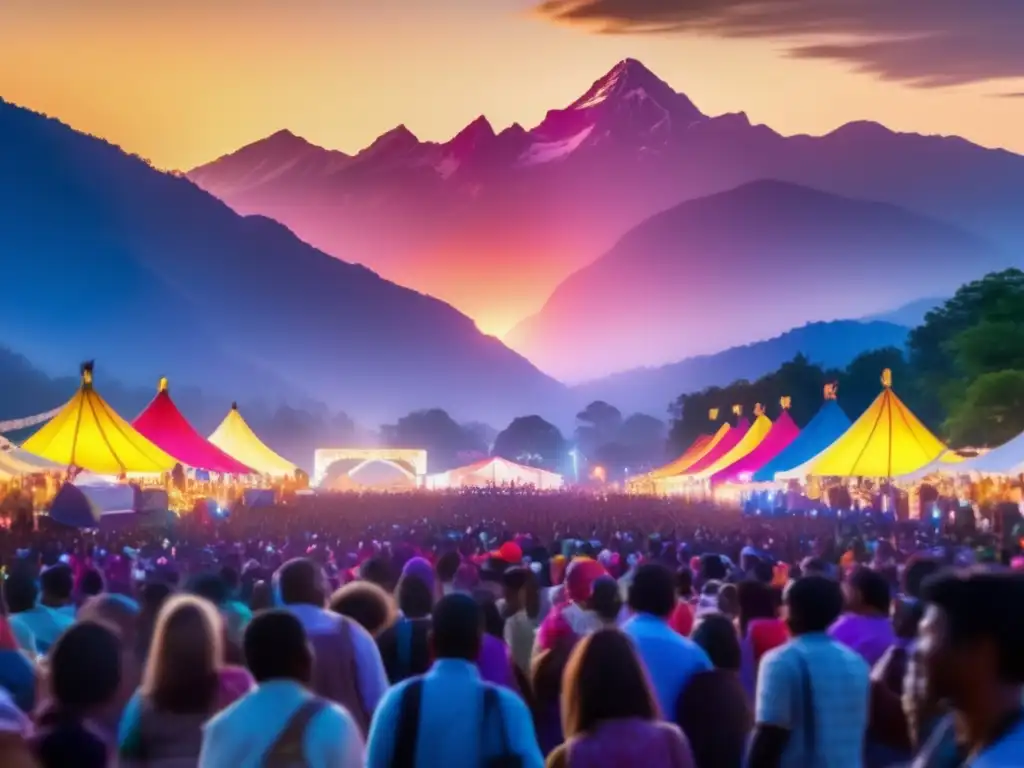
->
<box><xmin>509</xmin><ymin>180</ymin><xmax>1001</xmax><ymax>379</ymax></box>
<box><xmin>189</xmin><ymin>58</ymin><xmax>1024</xmax><ymax>381</ymax></box>
<box><xmin>0</xmin><ymin>98</ymin><xmax>565</xmax><ymax>426</ymax></box>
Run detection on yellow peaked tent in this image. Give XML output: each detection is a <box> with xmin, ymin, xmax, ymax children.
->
<box><xmin>691</xmin><ymin>410</ymin><xmax>774</xmax><ymax>479</ymax></box>
<box><xmin>804</xmin><ymin>369</ymin><xmax>946</xmax><ymax>477</ymax></box>
<box><xmin>22</xmin><ymin>363</ymin><xmax>176</xmax><ymax>475</ymax></box>
<box><xmin>208</xmin><ymin>404</ymin><xmax>297</xmax><ymax>477</ymax></box>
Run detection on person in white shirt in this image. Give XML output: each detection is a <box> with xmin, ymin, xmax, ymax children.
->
<box><xmin>199</xmin><ymin>610</ymin><xmax>363</xmax><ymax>768</ymax></box>
<box><xmin>749</xmin><ymin>574</ymin><xmax>869</xmax><ymax>768</ymax></box>
<box><xmin>501</xmin><ymin>567</ymin><xmax>538</xmax><ymax>675</ymax></box>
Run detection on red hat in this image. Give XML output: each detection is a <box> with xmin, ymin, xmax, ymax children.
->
<box><xmin>490</xmin><ymin>541</ymin><xmax>523</xmax><ymax>564</ymax></box>
<box><xmin>565</xmin><ymin>557</ymin><xmax>607</xmax><ymax>603</ymax></box>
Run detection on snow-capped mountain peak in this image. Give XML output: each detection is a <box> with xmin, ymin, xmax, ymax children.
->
<box><xmin>528</xmin><ymin>58</ymin><xmax>704</xmax><ymax>149</ymax></box>
<box><xmin>568</xmin><ymin>58</ymin><xmax>701</xmax><ymax>118</ymax></box>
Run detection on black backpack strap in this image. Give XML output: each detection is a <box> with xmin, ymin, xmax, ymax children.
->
<box><xmin>795</xmin><ymin>651</ymin><xmax>816</xmax><ymax>765</ymax></box>
<box><xmin>483</xmin><ymin>686</ymin><xmax>521</xmax><ymax>766</ymax></box>
<box><xmin>391</xmin><ymin>679</ymin><xmax>424</xmax><ymax>768</ymax></box>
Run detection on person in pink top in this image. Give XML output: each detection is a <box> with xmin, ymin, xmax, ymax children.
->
<box><xmin>546</xmin><ymin>628</ymin><xmax>694</xmax><ymax>768</ymax></box>
<box><xmin>668</xmin><ymin>567</ymin><xmax>695</xmax><ymax>637</ymax></box>
<box><xmin>535</xmin><ymin>558</ymin><xmax>606</xmax><ymax>654</ymax></box>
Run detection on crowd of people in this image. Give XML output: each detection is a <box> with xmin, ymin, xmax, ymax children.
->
<box><xmin>0</xmin><ymin>488</ymin><xmax>1021</xmax><ymax>767</ymax></box>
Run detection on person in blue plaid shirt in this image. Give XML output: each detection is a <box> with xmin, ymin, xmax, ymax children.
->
<box><xmin>748</xmin><ymin>575</ymin><xmax>869</xmax><ymax>768</ymax></box>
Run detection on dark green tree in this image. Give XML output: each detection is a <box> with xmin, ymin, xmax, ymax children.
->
<box><xmin>667</xmin><ymin>354</ymin><xmax>829</xmax><ymax>454</ymax></box>
<box><xmin>945</xmin><ymin>370</ymin><xmax>1024</xmax><ymax>447</ymax></box>
<box><xmin>837</xmin><ymin>347</ymin><xmax>912</xmax><ymax>420</ymax></box>
<box><xmin>574</xmin><ymin>401</ymin><xmax>623</xmax><ymax>458</ymax></box>
<box><xmin>493</xmin><ymin>415</ymin><xmax>566</xmax><ymax>471</ymax></box>
<box><xmin>908</xmin><ymin>269</ymin><xmax>1024</xmax><ymax>426</ymax></box>
<box><xmin>380</xmin><ymin>408</ymin><xmax>484</xmax><ymax>472</ymax></box>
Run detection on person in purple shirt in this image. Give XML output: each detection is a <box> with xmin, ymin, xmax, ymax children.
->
<box><xmin>829</xmin><ymin>565</ymin><xmax>895</xmax><ymax>667</ymax></box>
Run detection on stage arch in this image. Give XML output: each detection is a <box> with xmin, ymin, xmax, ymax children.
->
<box><xmin>313</xmin><ymin>448</ymin><xmax>427</xmax><ymax>487</ymax></box>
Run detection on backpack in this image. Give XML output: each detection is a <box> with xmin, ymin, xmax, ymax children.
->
<box><xmin>390</xmin><ymin>680</ymin><xmax>521</xmax><ymax>768</ymax></box>
<box><xmin>306</xmin><ymin>617</ymin><xmax>370</xmax><ymax>735</ymax></box>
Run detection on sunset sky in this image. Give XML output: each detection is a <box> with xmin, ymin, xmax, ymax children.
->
<box><xmin>2</xmin><ymin>0</ymin><xmax>1023</xmax><ymax>172</ymax></box>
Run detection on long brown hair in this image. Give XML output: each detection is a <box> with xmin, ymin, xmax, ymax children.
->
<box><xmin>140</xmin><ymin>595</ymin><xmax>223</xmax><ymax>713</ymax></box>
<box><xmin>560</xmin><ymin>628</ymin><xmax>658</xmax><ymax>737</ymax></box>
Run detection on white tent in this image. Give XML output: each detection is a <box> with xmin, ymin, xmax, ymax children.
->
<box><xmin>426</xmin><ymin>457</ymin><xmax>564</xmax><ymax>490</ymax></box>
<box><xmin>0</xmin><ymin>437</ymin><xmax>60</xmax><ymax>477</ymax></box>
<box><xmin>898</xmin><ymin>439</ymin><xmax>1016</xmax><ymax>480</ymax></box>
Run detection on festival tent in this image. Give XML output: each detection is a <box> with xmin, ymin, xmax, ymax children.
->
<box><xmin>711</xmin><ymin>406</ymin><xmax>800</xmax><ymax>484</ymax></box>
<box><xmin>208</xmin><ymin>404</ymin><xmax>297</xmax><ymax>477</ymax></box>
<box><xmin>647</xmin><ymin>434</ymin><xmax>712</xmax><ymax>479</ymax></box>
<box><xmin>752</xmin><ymin>394</ymin><xmax>852</xmax><ymax>482</ymax></box>
<box><xmin>899</xmin><ymin>441</ymin><xmax>1010</xmax><ymax>480</ymax></box>
<box><xmin>22</xmin><ymin>363</ymin><xmax>177</xmax><ymax>476</ymax></box>
<box><xmin>0</xmin><ymin>437</ymin><xmax>60</xmax><ymax>476</ymax></box>
<box><xmin>645</xmin><ymin>422</ymin><xmax>727</xmax><ymax>480</ymax></box>
<box><xmin>692</xmin><ymin>410</ymin><xmax>774</xmax><ymax>480</ymax></box>
<box><xmin>133</xmin><ymin>379</ymin><xmax>253</xmax><ymax>474</ymax></box>
<box><xmin>0</xmin><ymin>450</ymin><xmax>51</xmax><ymax>478</ymax></box>
<box><xmin>785</xmin><ymin>370</ymin><xmax>946</xmax><ymax>478</ymax></box>
<box><xmin>426</xmin><ymin>457</ymin><xmax>564</xmax><ymax>490</ymax></box>
<box><xmin>679</xmin><ymin>417</ymin><xmax>751</xmax><ymax>477</ymax></box>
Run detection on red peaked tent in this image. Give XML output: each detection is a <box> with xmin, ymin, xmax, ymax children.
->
<box><xmin>133</xmin><ymin>379</ymin><xmax>253</xmax><ymax>474</ymax></box>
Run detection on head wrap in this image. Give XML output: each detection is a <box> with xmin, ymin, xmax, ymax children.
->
<box><xmin>564</xmin><ymin>557</ymin><xmax>607</xmax><ymax>604</ymax></box>
<box><xmin>401</xmin><ymin>557</ymin><xmax>436</xmax><ymax>593</ymax></box>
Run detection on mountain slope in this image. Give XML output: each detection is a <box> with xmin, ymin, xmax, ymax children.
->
<box><xmin>860</xmin><ymin>297</ymin><xmax>945</xmax><ymax>328</ymax></box>
<box><xmin>508</xmin><ymin>180</ymin><xmax>1005</xmax><ymax>380</ymax></box>
<box><xmin>187</xmin><ymin>58</ymin><xmax>1024</xmax><ymax>358</ymax></box>
<box><xmin>572</xmin><ymin>320</ymin><xmax>911</xmax><ymax>416</ymax></box>
<box><xmin>0</xmin><ymin>99</ymin><xmax>566</xmax><ymax>424</ymax></box>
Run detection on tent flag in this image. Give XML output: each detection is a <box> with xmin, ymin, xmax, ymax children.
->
<box><xmin>22</xmin><ymin>362</ymin><xmax>176</xmax><ymax>475</ymax></box>
<box><xmin>754</xmin><ymin>400</ymin><xmax>852</xmax><ymax>482</ymax></box>
<box><xmin>803</xmin><ymin>369</ymin><xmax>946</xmax><ymax>478</ymax></box>
<box><xmin>694</xmin><ymin>409</ymin><xmax>774</xmax><ymax>479</ymax></box>
<box><xmin>208</xmin><ymin>403</ymin><xmax>297</xmax><ymax>477</ymax></box>
<box><xmin>682</xmin><ymin>418</ymin><xmax>751</xmax><ymax>476</ymax></box>
<box><xmin>133</xmin><ymin>379</ymin><xmax>253</xmax><ymax>474</ymax></box>
<box><xmin>713</xmin><ymin>409</ymin><xmax>800</xmax><ymax>483</ymax></box>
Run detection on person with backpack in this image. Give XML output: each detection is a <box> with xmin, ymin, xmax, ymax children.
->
<box><xmin>365</xmin><ymin>593</ymin><xmax>543</xmax><ymax>767</ymax></box>
<box><xmin>199</xmin><ymin>610</ymin><xmax>363</xmax><ymax>767</ymax></box>
<box><xmin>277</xmin><ymin>558</ymin><xmax>388</xmax><ymax>736</ymax></box>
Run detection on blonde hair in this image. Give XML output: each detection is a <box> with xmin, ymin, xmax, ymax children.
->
<box><xmin>141</xmin><ymin>594</ymin><xmax>224</xmax><ymax>713</ymax></box>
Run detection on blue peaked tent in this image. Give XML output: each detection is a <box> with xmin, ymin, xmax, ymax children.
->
<box><xmin>752</xmin><ymin>400</ymin><xmax>852</xmax><ymax>482</ymax></box>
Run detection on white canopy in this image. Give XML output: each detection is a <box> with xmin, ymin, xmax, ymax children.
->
<box><xmin>426</xmin><ymin>457</ymin><xmax>564</xmax><ymax>490</ymax></box>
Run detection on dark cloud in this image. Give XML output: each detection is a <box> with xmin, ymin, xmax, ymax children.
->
<box><xmin>533</xmin><ymin>0</ymin><xmax>1024</xmax><ymax>88</ymax></box>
